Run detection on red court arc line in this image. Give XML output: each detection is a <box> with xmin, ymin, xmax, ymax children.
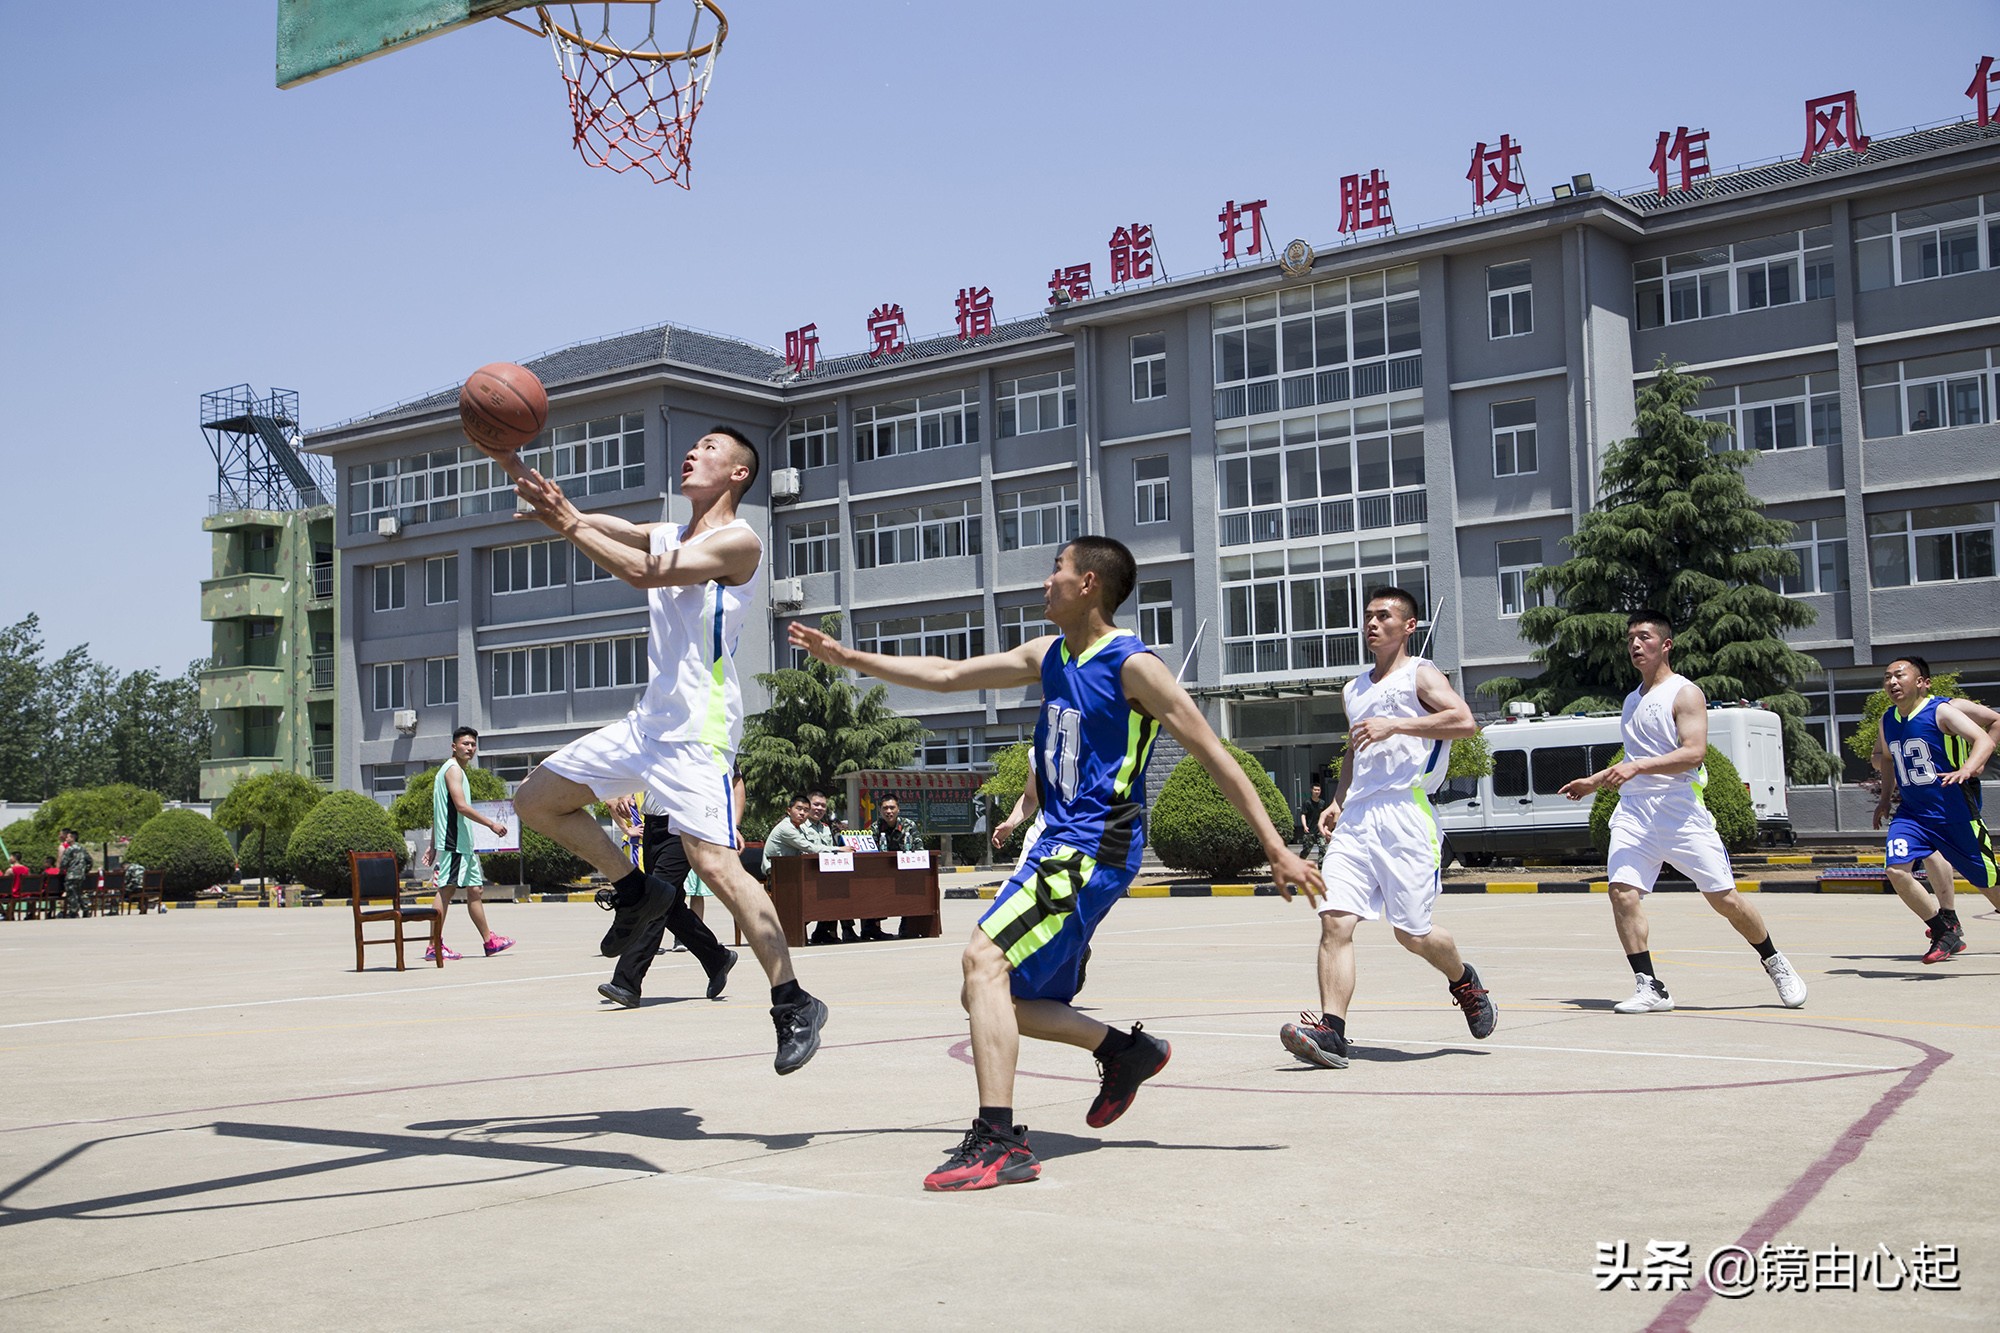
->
<box><xmin>1642</xmin><ymin>1019</ymin><xmax>1952</xmax><ymax>1332</ymax></box>
<box><xmin>0</xmin><ymin>1032</ymin><xmax>964</xmax><ymax>1136</ymax></box>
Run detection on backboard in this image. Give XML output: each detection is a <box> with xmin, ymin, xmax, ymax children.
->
<box><xmin>276</xmin><ymin>0</ymin><xmax>533</xmax><ymax>88</ymax></box>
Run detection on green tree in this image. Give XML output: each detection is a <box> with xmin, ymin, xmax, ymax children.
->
<box><xmin>107</xmin><ymin>662</ymin><xmax>209</xmax><ymax>800</ymax></box>
<box><xmin>1149</xmin><ymin>740</ymin><xmax>1294</xmax><ymax>879</ymax></box>
<box><xmin>39</xmin><ymin>644</ymin><xmax>121</xmax><ymax>795</ymax></box>
<box><xmin>1844</xmin><ymin>670</ymin><xmax>1966</xmax><ymax>768</ymax></box>
<box><xmin>388</xmin><ymin>762</ymin><xmax>508</xmax><ymax>833</ymax></box>
<box><xmin>214</xmin><ymin>772</ymin><xmax>326</xmax><ymax>885</ymax></box>
<box><xmin>977</xmin><ymin>741</ymin><xmax>1035</xmax><ymax>858</ymax></box>
<box><xmin>1481</xmin><ymin>359</ymin><xmax>1838</xmax><ymax>784</ymax></box>
<box><xmin>32</xmin><ymin>783</ymin><xmax>165</xmax><ymax>849</ymax></box>
<box><xmin>0</xmin><ymin>616</ymin><xmax>46</xmax><ymax>800</ymax></box>
<box><xmin>126</xmin><ymin>808</ymin><xmax>238</xmax><ymax>896</ymax></box>
<box><xmin>284</xmin><ymin>791</ymin><xmax>407</xmax><ymax>896</ymax></box>
<box><xmin>739</xmin><ymin>613</ymin><xmax>926</xmax><ymax>833</ymax></box>
<box><xmin>2</xmin><ymin>818</ymin><xmax>55</xmax><ymax>868</ymax></box>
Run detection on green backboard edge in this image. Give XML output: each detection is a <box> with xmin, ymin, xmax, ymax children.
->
<box><xmin>276</xmin><ymin>0</ymin><xmax>532</xmax><ymax>89</ymax></box>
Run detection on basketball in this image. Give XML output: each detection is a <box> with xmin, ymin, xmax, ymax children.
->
<box><xmin>459</xmin><ymin>362</ymin><xmax>548</xmax><ymax>453</ymax></box>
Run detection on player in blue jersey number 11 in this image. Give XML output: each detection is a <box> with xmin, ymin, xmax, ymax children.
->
<box><xmin>791</xmin><ymin>536</ymin><xmax>1324</xmax><ymax>1192</ymax></box>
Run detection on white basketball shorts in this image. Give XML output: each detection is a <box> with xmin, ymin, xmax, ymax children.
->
<box><xmin>1605</xmin><ymin>794</ymin><xmax>1734</xmax><ymax>894</ymax></box>
<box><xmin>539</xmin><ymin>714</ymin><xmax>739</xmax><ymax>848</ymax></box>
<box><xmin>1317</xmin><ymin>793</ymin><xmax>1443</xmax><ymax>935</ymax></box>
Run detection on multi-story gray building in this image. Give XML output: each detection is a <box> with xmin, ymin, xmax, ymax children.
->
<box><xmin>306</xmin><ymin>121</ymin><xmax>2000</xmax><ymax>811</ymax></box>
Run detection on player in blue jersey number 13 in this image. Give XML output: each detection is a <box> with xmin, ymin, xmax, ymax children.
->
<box><xmin>792</xmin><ymin>537</ymin><xmax>1323</xmax><ymax>1192</ymax></box>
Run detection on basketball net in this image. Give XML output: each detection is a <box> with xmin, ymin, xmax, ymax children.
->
<box><xmin>522</xmin><ymin>2</ymin><xmax>727</xmax><ymax>187</ymax></box>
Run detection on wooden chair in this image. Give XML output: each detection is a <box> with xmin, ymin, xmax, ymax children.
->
<box><xmin>92</xmin><ymin>874</ymin><xmax>124</xmax><ymax>917</ymax></box>
<box><xmin>121</xmin><ymin>871</ymin><xmax>164</xmax><ymax>915</ymax></box>
<box><xmin>348</xmin><ymin>851</ymin><xmax>442</xmax><ymax>971</ymax></box>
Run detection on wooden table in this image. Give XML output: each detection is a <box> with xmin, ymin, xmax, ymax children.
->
<box><xmin>764</xmin><ymin>851</ymin><xmax>942</xmax><ymax>947</ymax></box>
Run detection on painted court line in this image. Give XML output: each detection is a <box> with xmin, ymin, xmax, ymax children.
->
<box><xmin>1147</xmin><ymin>1027</ymin><xmax>1901</xmax><ymax>1071</ymax></box>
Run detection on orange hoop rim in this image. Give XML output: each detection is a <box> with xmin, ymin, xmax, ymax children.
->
<box><xmin>501</xmin><ymin>1</ymin><xmax>728</xmax><ymax>62</ymax></box>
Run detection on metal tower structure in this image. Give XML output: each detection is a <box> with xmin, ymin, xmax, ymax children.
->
<box><xmin>202</xmin><ymin>385</ymin><xmax>333</xmax><ymax>513</ymax></box>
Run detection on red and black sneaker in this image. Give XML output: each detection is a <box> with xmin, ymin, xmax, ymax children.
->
<box><xmin>922</xmin><ymin>1119</ymin><xmax>1040</xmax><ymax>1192</ymax></box>
<box><xmin>1922</xmin><ymin>925</ymin><xmax>1967</xmax><ymax>965</ymax></box>
<box><xmin>1085</xmin><ymin>1023</ymin><xmax>1172</xmax><ymax>1128</ymax></box>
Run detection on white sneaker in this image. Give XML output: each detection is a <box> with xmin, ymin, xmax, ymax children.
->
<box><xmin>1614</xmin><ymin>973</ymin><xmax>1674</xmax><ymax>1014</ymax></box>
<box><xmin>1763</xmin><ymin>953</ymin><xmax>1807</xmax><ymax>1008</ymax></box>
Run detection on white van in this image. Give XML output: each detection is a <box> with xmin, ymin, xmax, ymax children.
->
<box><xmin>1435</xmin><ymin>705</ymin><xmax>1790</xmax><ymax>863</ymax></box>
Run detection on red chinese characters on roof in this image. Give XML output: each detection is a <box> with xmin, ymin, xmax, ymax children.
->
<box><xmin>783</xmin><ymin>323</ymin><xmax>819</xmax><ymax>375</ymax></box>
<box><xmin>1109</xmin><ymin>224</ymin><xmax>1155</xmax><ymax>284</ymax></box>
<box><xmin>1466</xmin><ymin>135</ymin><xmax>1525</xmax><ymax>207</ymax></box>
<box><xmin>1970</xmin><ymin>56</ymin><xmax>1999</xmax><ymax>127</ymax></box>
<box><xmin>1217</xmin><ymin>198</ymin><xmax>1269</xmax><ymax>260</ymax></box>
<box><xmin>1338</xmin><ymin>170</ymin><xmax>1394</xmax><ymax>234</ymax></box>
<box><xmin>1047</xmin><ymin>263</ymin><xmax>1092</xmax><ymax>304</ymax></box>
<box><xmin>954</xmin><ymin>286</ymin><xmax>995</xmax><ymax>341</ymax></box>
<box><xmin>865</xmin><ymin>304</ymin><xmax>908</xmax><ymax>360</ymax></box>
<box><xmin>1649</xmin><ymin>127</ymin><xmax>1711</xmax><ymax>196</ymax></box>
<box><xmin>1801</xmin><ymin>90</ymin><xmax>1869</xmax><ymax>164</ymax></box>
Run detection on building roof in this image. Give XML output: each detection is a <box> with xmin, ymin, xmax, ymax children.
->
<box><xmin>1620</xmin><ymin>118</ymin><xmax>2000</xmax><ymax>215</ymax></box>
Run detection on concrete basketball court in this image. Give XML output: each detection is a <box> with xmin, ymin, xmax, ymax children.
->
<box><xmin>2</xmin><ymin>891</ymin><xmax>1994</xmax><ymax>1330</ymax></box>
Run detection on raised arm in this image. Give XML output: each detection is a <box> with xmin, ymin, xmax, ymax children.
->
<box><xmin>1936</xmin><ymin>701</ymin><xmax>1998</xmax><ymax>786</ymax></box>
<box><xmin>512</xmin><ymin>469</ymin><xmax>754</xmax><ymax>589</ymax></box>
<box><xmin>790</xmin><ymin>621</ymin><xmax>1048</xmax><ymax>693</ymax></box>
<box><xmin>1120</xmin><ymin>651</ymin><xmax>1323</xmax><ymax>902</ymax></box>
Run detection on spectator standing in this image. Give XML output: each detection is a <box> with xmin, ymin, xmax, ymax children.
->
<box><xmin>57</xmin><ymin>829</ymin><xmax>93</xmax><ymax>919</ymax></box>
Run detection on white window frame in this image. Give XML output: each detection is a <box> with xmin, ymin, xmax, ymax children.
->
<box><xmin>372</xmin><ymin>562</ymin><xmax>406</xmax><ymax>612</ymax></box>
<box><xmin>547</xmin><ymin>412</ymin><xmax>646</xmax><ymax>497</ymax></box>
<box><xmin>1134</xmin><ymin>455</ymin><xmax>1171</xmax><ymax>525</ymax></box>
<box><xmin>1131</xmin><ymin>333</ymin><xmax>1168</xmax><ymax>401</ymax></box>
<box><xmin>857</xmin><ymin>611</ymin><xmax>985</xmax><ymax>661</ymax></box>
<box><xmin>1859</xmin><ymin>350</ymin><xmax>1992</xmax><ymax>439</ymax></box>
<box><xmin>1219</xmin><ymin>537</ymin><xmax>1429</xmax><ymax>678</ymax></box>
<box><xmin>1634</xmin><ymin>227</ymin><xmax>1834</xmax><ymax>329</ymax></box>
<box><xmin>853</xmin><ymin>500</ymin><xmax>981</xmax><ymax>569</ymax></box>
<box><xmin>1491</xmin><ymin>400</ymin><xmax>1538</xmax><ymax>478</ymax></box>
<box><xmin>371</xmin><ymin>662</ymin><xmax>405</xmax><ymax>711</ymax></box>
<box><xmin>1214</xmin><ymin>399</ymin><xmax>1426</xmax><ymax>549</ymax></box>
<box><xmin>787</xmin><ymin>412</ymin><xmax>838</xmax><ymax>470</ymax></box>
<box><xmin>1211</xmin><ymin>265</ymin><xmax>1421</xmax><ymax>422</ymax></box>
<box><xmin>490</xmin><ymin>644</ymin><xmax>567</xmax><ymax>698</ymax></box>
<box><xmin>998</xmin><ymin>604</ymin><xmax>1055</xmax><ymax>650</ymax></box>
<box><xmin>854</xmin><ymin>389</ymin><xmax>980</xmax><ymax>461</ymax></box>
<box><xmin>573</xmin><ymin>550</ymin><xmax>615</xmax><ymax>583</ymax></box>
<box><xmin>1699</xmin><ymin>374</ymin><xmax>1842</xmax><ymax>452</ymax></box>
<box><xmin>1856</xmin><ymin>193</ymin><xmax>2000</xmax><ymax>290</ymax></box>
<box><xmin>1137</xmin><ymin>579</ymin><xmax>1176</xmax><ymax>647</ymax></box>
<box><xmin>1770</xmin><ymin>518</ymin><xmax>1849</xmax><ymax>596</ymax></box>
<box><xmin>1486</xmin><ymin>260</ymin><xmax>1532</xmax><ymax>339</ymax></box>
<box><xmin>786</xmin><ymin>516</ymin><xmax>840</xmax><ymax>576</ymax></box>
<box><xmin>1496</xmin><ymin>538</ymin><xmax>1544</xmax><ymax>617</ymax></box>
<box><xmin>424</xmin><ymin>554</ymin><xmax>458</xmax><ymax>606</ymax></box>
<box><xmin>996</xmin><ymin>370</ymin><xmax>1077</xmax><ymax>437</ymax></box>
<box><xmin>997</xmin><ymin>483</ymin><xmax>1080</xmax><ymax>551</ymax></box>
<box><xmin>492</xmin><ymin>538</ymin><xmax>569</xmax><ymax>595</ymax></box>
<box><xmin>574</xmin><ymin>635</ymin><xmax>646</xmax><ymax>691</ymax></box>
<box><xmin>919</xmin><ymin>728</ymin><xmax>974</xmax><ymax>768</ymax></box>
<box><xmin>1867</xmin><ymin>503</ymin><xmax>1998</xmax><ymax>588</ymax></box>
<box><xmin>424</xmin><ymin>655</ymin><xmax>458</xmax><ymax>707</ymax></box>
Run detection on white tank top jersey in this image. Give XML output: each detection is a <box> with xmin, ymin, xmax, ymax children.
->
<box><xmin>630</xmin><ymin>517</ymin><xmax>761</xmax><ymax>751</ymax></box>
<box><xmin>1618</xmin><ymin>672</ymin><xmax>1707</xmax><ymax>804</ymax></box>
<box><xmin>1341</xmin><ymin>656</ymin><xmax>1452</xmax><ymax>804</ymax></box>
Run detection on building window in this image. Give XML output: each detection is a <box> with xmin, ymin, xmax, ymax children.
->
<box><xmin>1856</xmin><ymin>194</ymin><xmax>2000</xmax><ymax>290</ymax></box>
<box><xmin>1867</xmin><ymin>504</ymin><xmax>1997</xmax><ymax>587</ymax></box>
<box><xmin>343</xmin><ymin>413</ymin><xmax>642</xmax><ymax>536</ymax></box>
<box><xmin>1211</xmin><ymin>265</ymin><xmax>1422</xmax><ymax>422</ymax></box>
<box><xmin>998</xmin><ymin>603</ymin><xmax>1054</xmax><ymax>650</ymax></box>
<box><xmin>492</xmin><ymin>538</ymin><xmax>570</xmax><ymax>594</ymax></box>
<box><xmin>997</xmin><ymin>483</ymin><xmax>1080</xmax><ymax>551</ymax></box>
<box><xmin>1131</xmin><ymin>333</ymin><xmax>1168</xmax><ymax>401</ymax></box>
<box><xmin>367</xmin><ymin>762</ymin><xmax>410</xmax><ymax>796</ymax></box>
<box><xmin>1768</xmin><ymin>518</ymin><xmax>1849</xmax><ymax>596</ymax></box>
<box><xmin>786</xmin><ymin>517</ymin><xmax>840</xmax><ymax>576</ymax></box>
<box><xmin>548</xmin><ymin>412</ymin><xmax>647</xmax><ymax>496</ymax></box>
<box><xmin>996</xmin><ymin>371</ymin><xmax>1076</xmax><ymax>437</ymax></box>
<box><xmin>491</xmin><ymin>644</ymin><xmax>567</xmax><ymax>698</ymax></box>
<box><xmin>425</xmin><ymin>656</ymin><xmax>458</xmax><ymax>707</ymax></box>
<box><xmin>920</xmin><ymin>728</ymin><xmax>974</xmax><ymax>768</ymax></box>
<box><xmin>787</xmin><ymin>412</ymin><xmax>838</xmax><ymax>470</ymax></box>
<box><xmin>1496</xmin><ymin>539</ymin><xmax>1544</xmax><ymax>617</ymax></box>
<box><xmin>854</xmin><ymin>389</ymin><xmax>980</xmax><ymax>461</ymax></box>
<box><xmin>854</xmin><ymin>500</ymin><xmax>981</xmax><ymax>569</ymax></box>
<box><xmin>371</xmin><ymin>662</ymin><xmax>405</xmax><ymax>711</ymax></box>
<box><xmin>575</xmin><ymin>635</ymin><xmax>646</xmax><ymax>691</ymax></box>
<box><xmin>1859</xmin><ymin>350</ymin><xmax>1992</xmax><ymax>439</ymax></box>
<box><xmin>372</xmin><ymin>563</ymin><xmax>406</xmax><ymax>612</ymax></box>
<box><xmin>244</xmin><ymin>618</ymin><xmax>279</xmax><ymax>668</ymax></box>
<box><xmin>1135</xmin><ymin>456</ymin><xmax>1171</xmax><ymax>525</ymax></box>
<box><xmin>857</xmin><ymin>611</ymin><xmax>985</xmax><ymax>661</ymax></box>
<box><xmin>1215</xmin><ymin>399</ymin><xmax>1426</xmax><ymax>548</ymax></box>
<box><xmin>1697</xmin><ymin>373</ymin><xmax>1842</xmax><ymax>451</ymax></box>
<box><xmin>1137</xmin><ymin>579</ymin><xmax>1176</xmax><ymax>647</ymax></box>
<box><xmin>244</xmin><ymin>528</ymin><xmax>280</xmax><ymax>575</ymax></box>
<box><xmin>1633</xmin><ymin>227</ymin><xmax>1834</xmax><ymax>329</ymax></box>
<box><xmin>483</xmin><ymin>751</ymin><xmax>551</xmax><ymax>789</ymax></box>
<box><xmin>1491</xmin><ymin>400</ymin><xmax>1538</xmax><ymax>477</ymax></box>
<box><xmin>1486</xmin><ymin>261</ymin><xmax>1532</xmax><ymax>338</ymax></box>
<box><xmin>573</xmin><ymin>550</ymin><xmax>616</xmax><ymax>583</ymax></box>
<box><xmin>425</xmin><ymin>554</ymin><xmax>459</xmax><ymax>605</ymax></box>
<box><xmin>1220</xmin><ymin>536</ymin><xmax>1429</xmax><ymax>677</ymax></box>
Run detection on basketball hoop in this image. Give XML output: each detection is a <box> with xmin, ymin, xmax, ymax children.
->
<box><xmin>506</xmin><ymin>2</ymin><xmax>728</xmax><ymax>187</ymax></box>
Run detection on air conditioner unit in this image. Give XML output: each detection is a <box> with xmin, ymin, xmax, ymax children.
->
<box><xmin>393</xmin><ymin>709</ymin><xmax>418</xmax><ymax>734</ymax></box>
<box><xmin>377</xmin><ymin>516</ymin><xmax>401</xmax><ymax>538</ymax></box>
<box><xmin>769</xmin><ymin>467</ymin><xmax>802</xmax><ymax>503</ymax></box>
<box><xmin>771</xmin><ymin>576</ymin><xmax>804</xmax><ymax>609</ymax></box>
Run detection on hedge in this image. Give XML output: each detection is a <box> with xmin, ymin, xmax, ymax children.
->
<box><xmin>125</xmin><ymin>808</ymin><xmax>238</xmax><ymax>896</ymax></box>
<box><xmin>285</xmin><ymin>791</ymin><xmax>407</xmax><ymax>896</ymax></box>
<box><xmin>484</xmin><ymin>829</ymin><xmax>592</xmax><ymax>889</ymax></box>
<box><xmin>1590</xmin><ymin>746</ymin><xmax>1758</xmax><ymax>854</ymax></box>
<box><xmin>1150</xmin><ymin>740</ymin><xmax>1295</xmax><ymax>878</ymax></box>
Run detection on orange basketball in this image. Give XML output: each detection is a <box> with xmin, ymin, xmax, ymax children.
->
<box><xmin>459</xmin><ymin>362</ymin><xmax>549</xmax><ymax>452</ymax></box>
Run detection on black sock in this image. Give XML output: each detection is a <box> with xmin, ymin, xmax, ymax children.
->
<box><xmin>1452</xmin><ymin>964</ymin><xmax>1476</xmax><ymax>988</ymax></box>
<box><xmin>1627</xmin><ymin>951</ymin><xmax>1655</xmax><ymax>978</ymax></box>
<box><xmin>1093</xmin><ymin>1026</ymin><xmax>1135</xmax><ymax>1061</ymax></box>
<box><xmin>1926</xmin><ymin>911</ymin><xmax>1950</xmax><ymax>934</ymax></box>
<box><xmin>771</xmin><ymin>979</ymin><xmax>805</xmax><ymax>1007</ymax></box>
<box><xmin>978</xmin><ymin>1106</ymin><xmax>1014</xmax><ymax>1131</ymax></box>
<box><xmin>1942</xmin><ymin>908</ymin><xmax>1962</xmax><ymax>930</ymax></box>
<box><xmin>612</xmin><ymin>867</ymin><xmax>647</xmax><ymax>906</ymax></box>
<box><xmin>1322</xmin><ymin>1013</ymin><xmax>1347</xmax><ymax>1039</ymax></box>
<box><xmin>1750</xmin><ymin>935</ymin><xmax>1778</xmax><ymax>961</ymax></box>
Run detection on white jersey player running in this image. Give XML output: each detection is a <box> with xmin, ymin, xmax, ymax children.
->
<box><xmin>1278</xmin><ymin>588</ymin><xmax>1494</xmax><ymax>1070</ymax></box>
<box><xmin>1560</xmin><ymin>610</ymin><xmax>1806</xmax><ymax>1013</ymax></box>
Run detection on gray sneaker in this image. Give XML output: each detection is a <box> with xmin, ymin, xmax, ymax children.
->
<box><xmin>1279</xmin><ymin>1012</ymin><xmax>1350</xmax><ymax>1069</ymax></box>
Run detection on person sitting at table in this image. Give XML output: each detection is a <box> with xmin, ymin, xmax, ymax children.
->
<box><xmin>862</xmin><ymin>795</ymin><xmax>923</xmax><ymax>942</ymax></box>
<box><xmin>764</xmin><ymin>793</ymin><xmax>840</xmax><ymax>941</ymax></box>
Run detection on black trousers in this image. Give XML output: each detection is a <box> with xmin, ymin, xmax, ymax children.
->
<box><xmin>609</xmin><ymin>821</ymin><xmax>733</xmax><ymax>995</ymax></box>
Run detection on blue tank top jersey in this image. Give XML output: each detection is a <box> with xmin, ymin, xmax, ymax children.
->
<box><xmin>1882</xmin><ymin>696</ymin><xmax>1981</xmax><ymax>822</ymax></box>
<box><xmin>1032</xmin><ymin>629</ymin><xmax>1161</xmax><ymax>874</ymax></box>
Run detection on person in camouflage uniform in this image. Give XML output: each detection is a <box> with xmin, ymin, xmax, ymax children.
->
<box><xmin>58</xmin><ymin>829</ymin><xmax>93</xmax><ymax>918</ymax></box>
<box><xmin>863</xmin><ymin>795</ymin><xmax>925</xmax><ymax>942</ymax></box>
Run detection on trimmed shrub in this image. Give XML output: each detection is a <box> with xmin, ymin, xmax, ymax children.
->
<box><xmin>1150</xmin><ymin>740</ymin><xmax>1294</xmax><ymax>878</ymax></box>
<box><xmin>213</xmin><ymin>772</ymin><xmax>325</xmax><ymax>883</ymax></box>
<box><xmin>126</xmin><ymin>808</ymin><xmax>237</xmax><ymax>896</ymax></box>
<box><xmin>3</xmin><ymin>818</ymin><xmax>54</xmax><ymax>869</ymax></box>
<box><xmin>1590</xmin><ymin>746</ymin><xmax>1758</xmax><ymax>854</ymax></box>
<box><xmin>285</xmin><ymin>791</ymin><xmax>406</xmax><ymax>896</ymax></box>
<box><xmin>34</xmin><ymin>784</ymin><xmax>165</xmax><ymax>846</ymax></box>
<box><xmin>484</xmin><ymin>829</ymin><xmax>592</xmax><ymax>889</ymax></box>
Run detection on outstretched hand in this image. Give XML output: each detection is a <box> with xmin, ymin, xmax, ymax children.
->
<box><xmin>787</xmin><ymin>620</ymin><xmax>853</xmax><ymax>668</ymax></box>
<box><xmin>512</xmin><ymin>467</ymin><xmax>579</xmax><ymax>533</ymax></box>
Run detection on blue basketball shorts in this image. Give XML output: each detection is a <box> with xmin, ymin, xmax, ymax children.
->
<box><xmin>1887</xmin><ymin>805</ymin><xmax>1997</xmax><ymax>889</ymax></box>
<box><xmin>977</xmin><ymin>837</ymin><xmax>1136</xmax><ymax>1003</ymax></box>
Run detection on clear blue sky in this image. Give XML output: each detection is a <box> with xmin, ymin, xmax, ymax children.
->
<box><xmin>1</xmin><ymin>1</ymin><xmax>1985</xmax><ymax>673</ymax></box>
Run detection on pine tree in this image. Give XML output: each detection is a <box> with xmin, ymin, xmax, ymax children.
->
<box><xmin>738</xmin><ymin>613</ymin><xmax>927</xmax><ymax>835</ymax></box>
<box><xmin>1483</xmin><ymin>359</ymin><xmax>1839</xmax><ymax>783</ymax></box>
